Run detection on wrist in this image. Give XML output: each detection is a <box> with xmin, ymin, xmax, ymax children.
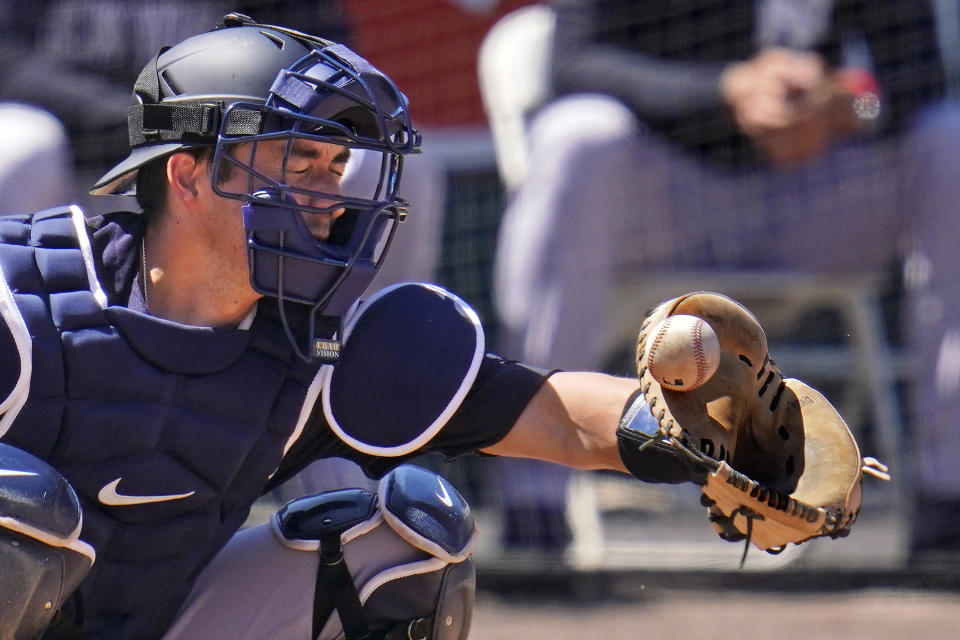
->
<box><xmin>719</xmin><ymin>60</ymin><xmax>751</xmax><ymax>108</ymax></box>
<box><xmin>616</xmin><ymin>390</ymin><xmax>710</xmax><ymax>485</ymax></box>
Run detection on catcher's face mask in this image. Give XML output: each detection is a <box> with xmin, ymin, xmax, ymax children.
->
<box><xmin>210</xmin><ymin>40</ymin><xmax>420</xmax><ymax>363</ymax></box>
<box><xmin>214</xmin><ymin>133</ymin><xmax>401</xmax><ymax>301</ymax></box>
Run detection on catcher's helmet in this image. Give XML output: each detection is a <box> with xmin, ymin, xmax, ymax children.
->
<box><xmin>91</xmin><ymin>14</ymin><xmax>421</xmax><ymax>361</ymax></box>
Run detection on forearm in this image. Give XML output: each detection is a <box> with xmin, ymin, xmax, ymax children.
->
<box><xmin>554</xmin><ymin>48</ymin><xmax>728</xmax><ymax>121</ymax></box>
<box><xmin>481</xmin><ymin>371</ymin><xmax>635</xmax><ymax>472</ymax></box>
<box><xmin>551</xmin><ymin>0</ymin><xmax>729</xmax><ymax>120</ymax></box>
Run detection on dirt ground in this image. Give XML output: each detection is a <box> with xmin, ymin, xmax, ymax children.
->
<box><xmin>461</xmin><ymin>478</ymin><xmax>960</xmax><ymax>639</ymax></box>
<box><xmin>470</xmin><ymin>588</ymin><xmax>960</xmax><ymax>639</ymax></box>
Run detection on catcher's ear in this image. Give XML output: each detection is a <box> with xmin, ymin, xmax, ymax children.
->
<box><xmin>167</xmin><ymin>152</ymin><xmax>206</xmax><ymax>206</ymax></box>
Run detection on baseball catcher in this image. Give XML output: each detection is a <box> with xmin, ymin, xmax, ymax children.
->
<box><xmin>617</xmin><ymin>291</ymin><xmax>890</xmax><ymax>563</ymax></box>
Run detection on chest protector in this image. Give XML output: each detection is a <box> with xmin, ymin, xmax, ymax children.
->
<box><xmin>0</xmin><ymin>207</ymin><xmax>323</xmax><ymax>639</ymax></box>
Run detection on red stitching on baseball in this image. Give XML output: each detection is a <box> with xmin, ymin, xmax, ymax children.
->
<box><xmin>692</xmin><ymin>319</ymin><xmax>708</xmax><ymax>388</ymax></box>
<box><xmin>646</xmin><ymin>316</ymin><xmax>670</xmax><ymax>375</ymax></box>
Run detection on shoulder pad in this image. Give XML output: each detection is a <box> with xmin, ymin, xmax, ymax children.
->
<box><xmin>323</xmin><ymin>283</ymin><xmax>484</xmax><ymax>456</ymax></box>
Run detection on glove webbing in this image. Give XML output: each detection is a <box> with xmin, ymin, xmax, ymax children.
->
<box><xmin>704</xmin><ymin>462</ymin><xmax>831</xmax><ymax>567</ymax></box>
<box><xmin>720</xmin><ymin>464</ymin><xmax>823</xmax><ymax>525</ymax></box>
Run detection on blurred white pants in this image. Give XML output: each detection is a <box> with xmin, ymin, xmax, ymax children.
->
<box><xmin>0</xmin><ymin>103</ymin><xmax>71</xmax><ymax>214</ymax></box>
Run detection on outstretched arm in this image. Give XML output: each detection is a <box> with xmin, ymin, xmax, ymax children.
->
<box><xmin>480</xmin><ymin>371</ymin><xmax>634</xmax><ymax>473</ymax></box>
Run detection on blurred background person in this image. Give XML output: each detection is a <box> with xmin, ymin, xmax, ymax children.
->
<box><xmin>0</xmin><ymin>102</ymin><xmax>70</xmax><ymax>214</ymax></box>
<box><xmin>492</xmin><ymin>0</ymin><xmax>960</xmax><ymax>559</ymax></box>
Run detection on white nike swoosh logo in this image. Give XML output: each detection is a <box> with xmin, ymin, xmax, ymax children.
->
<box><xmin>98</xmin><ymin>478</ymin><xmax>195</xmax><ymax>506</ymax></box>
<box><xmin>0</xmin><ymin>469</ymin><xmax>38</xmax><ymax>477</ymax></box>
<box><xmin>435</xmin><ymin>479</ymin><xmax>454</xmax><ymax>507</ymax></box>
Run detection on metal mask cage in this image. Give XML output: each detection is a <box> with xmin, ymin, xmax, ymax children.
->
<box><xmin>212</xmin><ymin>102</ymin><xmax>407</xmax><ymax>210</ymax></box>
<box><xmin>205</xmin><ymin>42</ymin><xmax>420</xmax><ymax>363</ymax></box>
<box><xmin>267</xmin><ymin>44</ymin><xmax>419</xmax><ymax>155</ymax></box>
<box><xmin>210</xmin><ymin>104</ymin><xmax>410</xmax><ymax>303</ymax></box>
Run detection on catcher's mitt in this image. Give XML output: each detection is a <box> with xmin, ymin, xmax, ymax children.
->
<box><xmin>617</xmin><ymin>292</ymin><xmax>890</xmax><ymax>559</ymax></box>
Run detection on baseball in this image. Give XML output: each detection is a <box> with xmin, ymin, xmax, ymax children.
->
<box><xmin>645</xmin><ymin>314</ymin><xmax>721</xmax><ymax>391</ymax></box>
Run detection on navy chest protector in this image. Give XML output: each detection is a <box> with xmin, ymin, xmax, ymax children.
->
<box><xmin>0</xmin><ymin>207</ymin><xmax>321</xmax><ymax>639</ymax></box>
<box><xmin>0</xmin><ymin>208</ymin><xmax>484</xmax><ymax>639</ymax></box>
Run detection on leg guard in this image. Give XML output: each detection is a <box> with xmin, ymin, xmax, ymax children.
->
<box><xmin>0</xmin><ymin>444</ymin><xmax>94</xmax><ymax>639</ymax></box>
<box><xmin>275</xmin><ymin>464</ymin><xmax>477</xmax><ymax>640</ymax></box>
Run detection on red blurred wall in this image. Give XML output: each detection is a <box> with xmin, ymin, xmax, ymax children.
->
<box><xmin>345</xmin><ymin>0</ymin><xmax>537</xmax><ymax>127</ymax></box>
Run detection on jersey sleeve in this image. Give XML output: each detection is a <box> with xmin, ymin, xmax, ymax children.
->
<box><xmin>416</xmin><ymin>353</ymin><xmax>550</xmax><ymax>456</ymax></box>
<box><xmin>267</xmin><ymin>353</ymin><xmax>550</xmax><ymax>487</ymax></box>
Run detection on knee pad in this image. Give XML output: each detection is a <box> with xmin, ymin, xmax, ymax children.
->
<box><xmin>0</xmin><ymin>443</ymin><xmax>94</xmax><ymax>639</ymax></box>
<box><xmin>274</xmin><ymin>464</ymin><xmax>477</xmax><ymax>640</ymax></box>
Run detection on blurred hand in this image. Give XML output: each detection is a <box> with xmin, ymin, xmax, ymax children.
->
<box><xmin>721</xmin><ymin>48</ymin><xmax>859</xmax><ymax>168</ymax></box>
